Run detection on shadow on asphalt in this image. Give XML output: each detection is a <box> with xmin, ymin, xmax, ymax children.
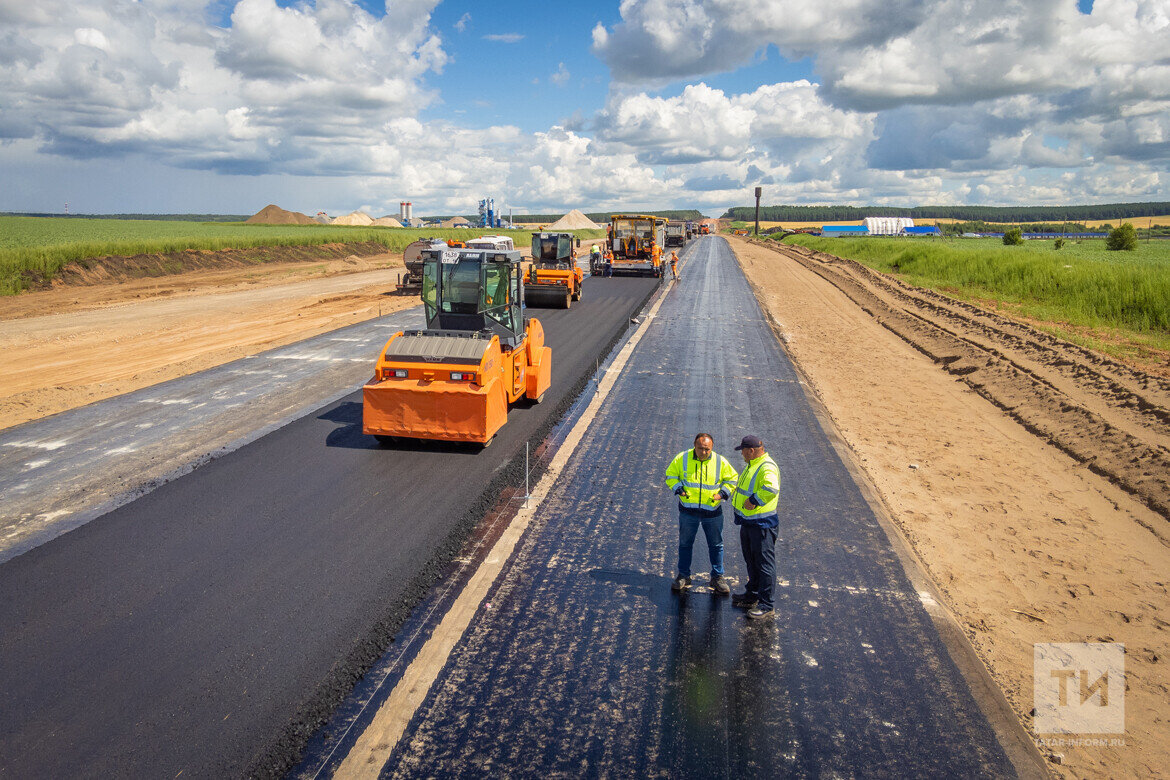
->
<box><xmin>320</xmin><ymin>401</ymin><xmax>486</xmax><ymax>455</ymax></box>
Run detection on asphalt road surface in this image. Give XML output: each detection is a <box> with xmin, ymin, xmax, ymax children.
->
<box><xmin>0</xmin><ymin>270</ymin><xmax>660</xmax><ymax>777</ymax></box>
<box><xmin>306</xmin><ymin>237</ymin><xmax>1020</xmax><ymax>778</ymax></box>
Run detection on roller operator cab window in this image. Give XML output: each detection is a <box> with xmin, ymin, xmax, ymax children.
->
<box><xmin>482</xmin><ymin>262</ymin><xmax>520</xmax><ymax>333</ymax></box>
<box><xmin>440</xmin><ymin>257</ymin><xmax>482</xmax><ymax>314</ymax></box>
<box><xmin>422</xmin><ymin>261</ymin><xmax>438</xmax><ymax>322</ymax></box>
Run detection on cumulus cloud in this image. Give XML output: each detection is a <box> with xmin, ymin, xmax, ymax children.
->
<box><xmin>483</xmin><ymin>33</ymin><xmax>524</xmax><ymax>43</ymax></box>
<box><xmin>550</xmin><ymin>62</ymin><xmax>570</xmax><ymax>87</ymax></box>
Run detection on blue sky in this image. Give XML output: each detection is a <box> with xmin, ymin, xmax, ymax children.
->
<box><xmin>1</xmin><ymin>0</ymin><xmax>1166</xmax><ymax>217</ymax></box>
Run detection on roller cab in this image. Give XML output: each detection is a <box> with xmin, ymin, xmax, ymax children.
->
<box><xmin>364</xmin><ymin>246</ymin><xmax>551</xmax><ymax>445</ymax></box>
<box><xmin>524</xmin><ymin>232</ymin><xmax>583</xmax><ymax>309</ymax></box>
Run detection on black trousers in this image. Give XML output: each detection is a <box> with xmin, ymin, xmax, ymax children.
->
<box><xmin>740</xmin><ymin>524</ymin><xmax>777</xmax><ymax>610</ymax></box>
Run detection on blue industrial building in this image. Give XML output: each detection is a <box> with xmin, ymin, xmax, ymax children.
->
<box><xmin>821</xmin><ymin>225</ymin><xmax>869</xmax><ymax>237</ymax></box>
<box><xmin>900</xmin><ymin>226</ymin><xmax>942</xmax><ymax>236</ymax></box>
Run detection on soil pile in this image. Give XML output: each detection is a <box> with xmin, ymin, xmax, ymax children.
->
<box><xmin>332</xmin><ymin>211</ymin><xmax>375</xmax><ymax>226</ymax></box>
<box><xmin>371</xmin><ymin>217</ymin><xmax>403</xmax><ymax>227</ymax></box>
<box><xmin>440</xmin><ymin>217</ymin><xmax>471</xmax><ymax>228</ymax></box>
<box><xmin>548</xmin><ymin>209</ymin><xmax>601</xmax><ymax>230</ymax></box>
<box><xmin>246</xmin><ymin>205</ymin><xmax>314</xmax><ymax>225</ymax></box>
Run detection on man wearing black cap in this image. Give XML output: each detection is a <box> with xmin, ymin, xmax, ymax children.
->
<box><xmin>730</xmin><ymin>435</ymin><xmax>781</xmax><ymax>620</ymax></box>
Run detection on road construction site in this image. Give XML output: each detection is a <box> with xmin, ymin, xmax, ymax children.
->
<box><xmin>1</xmin><ymin>234</ymin><xmax>1166</xmax><ymax>778</ymax></box>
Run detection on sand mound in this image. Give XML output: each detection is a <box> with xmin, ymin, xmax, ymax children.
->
<box><xmin>548</xmin><ymin>209</ymin><xmax>601</xmax><ymax>230</ymax></box>
<box><xmin>371</xmin><ymin>216</ymin><xmax>403</xmax><ymax>227</ymax></box>
<box><xmin>331</xmin><ymin>211</ymin><xmax>374</xmax><ymax>226</ymax></box>
<box><xmin>246</xmin><ymin>204</ymin><xmax>314</xmax><ymax>225</ymax></box>
<box><xmin>440</xmin><ymin>216</ymin><xmax>471</xmax><ymax>228</ymax></box>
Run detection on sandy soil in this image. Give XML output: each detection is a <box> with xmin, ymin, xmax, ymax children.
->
<box><xmin>729</xmin><ymin>235</ymin><xmax>1168</xmax><ymax>779</ymax></box>
<box><xmin>0</xmin><ymin>253</ymin><xmax>416</xmax><ymax>430</ymax></box>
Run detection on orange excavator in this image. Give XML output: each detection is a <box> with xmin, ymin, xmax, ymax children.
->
<box><xmin>524</xmin><ymin>232</ymin><xmax>583</xmax><ymax>308</ymax></box>
<box><xmin>363</xmin><ymin>244</ymin><xmax>551</xmax><ymax>446</ymax></box>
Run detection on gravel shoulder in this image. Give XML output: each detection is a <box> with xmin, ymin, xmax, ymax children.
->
<box><xmin>730</xmin><ymin>235</ymin><xmax>1168</xmax><ymax>779</ymax></box>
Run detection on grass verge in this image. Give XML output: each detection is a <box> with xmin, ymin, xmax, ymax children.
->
<box><xmin>780</xmin><ymin>234</ymin><xmax>1170</xmax><ymax>362</ymax></box>
<box><xmin>0</xmin><ymin>216</ymin><xmax>606</xmax><ymax>295</ymax></box>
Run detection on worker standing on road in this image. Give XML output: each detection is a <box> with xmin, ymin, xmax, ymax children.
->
<box><xmin>730</xmin><ymin>435</ymin><xmax>781</xmax><ymax>620</ymax></box>
<box><xmin>590</xmin><ymin>244</ymin><xmax>601</xmax><ymax>274</ymax></box>
<box><xmin>603</xmin><ymin>249</ymin><xmax>614</xmax><ymax>278</ymax></box>
<box><xmin>670</xmin><ymin>251</ymin><xmax>680</xmax><ymax>281</ymax></box>
<box><xmin>664</xmin><ymin>434</ymin><xmax>739</xmax><ymax>595</ymax></box>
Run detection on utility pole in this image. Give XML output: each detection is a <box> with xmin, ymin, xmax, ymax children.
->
<box><xmin>754</xmin><ymin>186</ymin><xmax>762</xmax><ymax>236</ymax></box>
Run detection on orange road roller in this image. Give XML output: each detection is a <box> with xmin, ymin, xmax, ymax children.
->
<box><xmin>363</xmin><ymin>245</ymin><xmax>551</xmax><ymax>446</ymax></box>
<box><xmin>524</xmin><ymin>232</ymin><xmax>583</xmax><ymax>309</ymax></box>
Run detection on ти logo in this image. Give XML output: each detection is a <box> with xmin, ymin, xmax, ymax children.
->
<box><xmin>1034</xmin><ymin>643</ymin><xmax>1125</xmax><ymax>734</ymax></box>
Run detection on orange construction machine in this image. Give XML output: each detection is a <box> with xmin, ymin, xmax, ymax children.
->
<box><xmin>524</xmin><ymin>232</ymin><xmax>583</xmax><ymax>308</ymax></box>
<box><xmin>699</xmin><ymin>223</ymin><xmax>711</xmax><ymax>235</ymax></box>
<box><xmin>608</xmin><ymin>214</ymin><xmax>666</xmax><ymax>277</ymax></box>
<box><xmin>363</xmin><ymin>245</ymin><xmax>551</xmax><ymax>446</ymax></box>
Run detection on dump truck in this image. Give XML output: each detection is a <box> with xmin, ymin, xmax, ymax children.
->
<box><xmin>699</xmin><ymin>223</ymin><xmax>711</xmax><ymax>235</ymax></box>
<box><xmin>685</xmin><ymin>221</ymin><xmax>696</xmax><ymax>240</ymax></box>
<box><xmin>665</xmin><ymin>221</ymin><xmax>686</xmax><ymax>247</ymax></box>
<box><xmin>524</xmin><ymin>232</ymin><xmax>583</xmax><ymax>308</ymax></box>
<box><xmin>608</xmin><ymin>214</ymin><xmax>666</xmax><ymax>277</ymax></box>
<box><xmin>364</xmin><ymin>245</ymin><xmax>551</xmax><ymax>446</ymax></box>
<box><xmin>395</xmin><ymin>238</ymin><xmax>447</xmax><ymax>293</ymax></box>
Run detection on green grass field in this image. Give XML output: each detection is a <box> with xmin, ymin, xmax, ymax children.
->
<box><xmin>781</xmin><ymin>234</ymin><xmax>1170</xmax><ymax>359</ymax></box>
<box><xmin>0</xmin><ymin>216</ymin><xmax>605</xmax><ymax>295</ymax></box>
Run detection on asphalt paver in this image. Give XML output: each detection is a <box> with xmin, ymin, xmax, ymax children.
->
<box><xmin>352</xmin><ymin>237</ymin><xmax>1016</xmax><ymax>778</ymax></box>
<box><xmin>0</xmin><ymin>272</ymin><xmax>660</xmax><ymax>778</ymax></box>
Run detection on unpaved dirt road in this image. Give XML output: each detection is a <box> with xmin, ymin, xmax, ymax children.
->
<box><xmin>730</xmin><ymin>235</ymin><xmax>1168</xmax><ymax>779</ymax></box>
<box><xmin>0</xmin><ymin>254</ymin><xmax>414</xmax><ymax>430</ymax></box>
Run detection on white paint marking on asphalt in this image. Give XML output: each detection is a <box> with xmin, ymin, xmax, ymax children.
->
<box><xmin>139</xmin><ymin>398</ymin><xmax>192</xmax><ymax>406</ymax></box>
<box><xmin>3</xmin><ymin>439</ymin><xmax>69</xmax><ymax>451</ymax></box>
<box><xmin>332</xmin><ymin>281</ymin><xmax>674</xmax><ymax>780</ymax></box>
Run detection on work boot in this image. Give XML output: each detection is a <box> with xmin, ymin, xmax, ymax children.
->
<box><xmin>731</xmin><ymin>592</ymin><xmax>757</xmax><ymax>609</ymax></box>
<box><xmin>710</xmin><ymin>575</ymin><xmax>731</xmax><ymax>596</ymax></box>
<box><xmin>746</xmin><ymin>606</ymin><xmax>775</xmax><ymax>620</ymax></box>
<box><xmin>671</xmin><ymin>575</ymin><xmax>691</xmax><ymax>592</ymax></box>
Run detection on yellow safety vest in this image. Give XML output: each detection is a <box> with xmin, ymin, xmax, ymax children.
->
<box><xmin>664</xmin><ymin>449</ymin><xmax>739</xmax><ymax>512</ymax></box>
<box><xmin>732</xmin><ymin>454</ymin><xmax>780</xmax><ymax>522</ymax></box>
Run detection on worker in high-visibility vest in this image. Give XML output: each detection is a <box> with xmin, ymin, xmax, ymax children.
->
<box><xmin>590</xmin><ymin>244</ymin><xmax>601</xmax><ymax>274</ymax></box>
<box><xmin>669</xmin><ymin>251</ymin><xmax>679</xmax><ymax>281</ymax></box>
<box><xmin>664</xmin><ymin>434</ymin><xmax>739</xmax><ymax>595</ymax></box>
<box><xmin>731</xmin><ymin>435</ymin><xmax>781</xmax><ymax>619</ymax></box>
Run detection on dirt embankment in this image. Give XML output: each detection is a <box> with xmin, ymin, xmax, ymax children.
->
<box><xmin>730</xmin><ymin>236</ymin><xmax>1169</xmax><ymax>779</ymax></box>
<box><xmin>0</xmin><ymin>252</ymin><xmax>413</xmax><ymax>430</ymax></box>
<box><xmin>21</xmin><ymin>241</ymin><xmax>393</xmax><ymax>292</ymax></box>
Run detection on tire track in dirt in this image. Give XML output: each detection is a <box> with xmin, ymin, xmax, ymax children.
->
<box><xmin>751</xmin><ymin>240</ymin><xmax>1170</xmax><ymax>536</ymax></box>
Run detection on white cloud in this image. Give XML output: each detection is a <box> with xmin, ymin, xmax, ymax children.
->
<box><xmin>483</xmin><ymin>33</ymin><xmax>524</xmax><ymax>43</ymax></box>
<box><xmin>454</xmin><ymin>12</ymin><xmax>470</xmax><ymax>32</ymax></box>
<box><xmin>550</xmin><ymin>62</ymin><xmax>570</xmax><ymax>87</ymax></box>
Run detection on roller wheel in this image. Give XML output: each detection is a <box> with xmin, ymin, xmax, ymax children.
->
<box><xmin>563</xmin><ymin>293</ymin><xmax>571</xmax><ymax>309</ymax></box>
<box><xmin>480</xmin><ymin>435</ymin><xmax>494</xmax><ymax>449</ymax></box>
<box><xmin>534</xmin><ymin>391</ymin><xmax>546</xmax><ymax>404</ymax></box>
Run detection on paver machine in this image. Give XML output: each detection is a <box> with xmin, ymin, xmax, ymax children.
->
<box><xmin>524</xmin><ymin>232</ymin><xmax>583</xmax><ymax>309</ymax></box>
<box><xmin>607</xmin><ymin>214</ymin><xmax>666</xmax><ymax>277</ymax></box>
<box><xmin>364</xmin><ymin>244</ymin><xmax>551</xmax><ymax>446</ymax></box>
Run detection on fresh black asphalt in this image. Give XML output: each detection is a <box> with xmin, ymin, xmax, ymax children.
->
<box><xmin>323</xmin><ymin>237</ymin><xmax>1017</xmax><ymax>778</ymax></box>
<box><xmin>0</xmin><ymin>272</ymin><xmax>660</xmax><ymax>778</ymax></box>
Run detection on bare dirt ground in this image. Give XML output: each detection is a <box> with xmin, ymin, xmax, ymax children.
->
<box><xmin>0</xmin><ymin>252</ymin><xmax>415</xmax><ymax>430</ymax></box>
<box><xmin>730</xmin><ymin>235</ymin><xmax>1168</xmax><ymax>779</ymax></box>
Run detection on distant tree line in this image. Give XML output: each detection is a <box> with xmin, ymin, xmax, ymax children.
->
<box><xmin>509</xmin><ymin>210</ymin><xmax>707</xmax><ymax>223</ymax></box>
<box><xmin>721</xmin><ymin>202</ymin><xmax>1170</xmax><ymax>223</ymax></box>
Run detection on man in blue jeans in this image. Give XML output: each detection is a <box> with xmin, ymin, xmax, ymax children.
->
<box><xmin>664</xmin><ymin>434</ymin><xmax>739</xmax><ymax>595</ymax></box>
